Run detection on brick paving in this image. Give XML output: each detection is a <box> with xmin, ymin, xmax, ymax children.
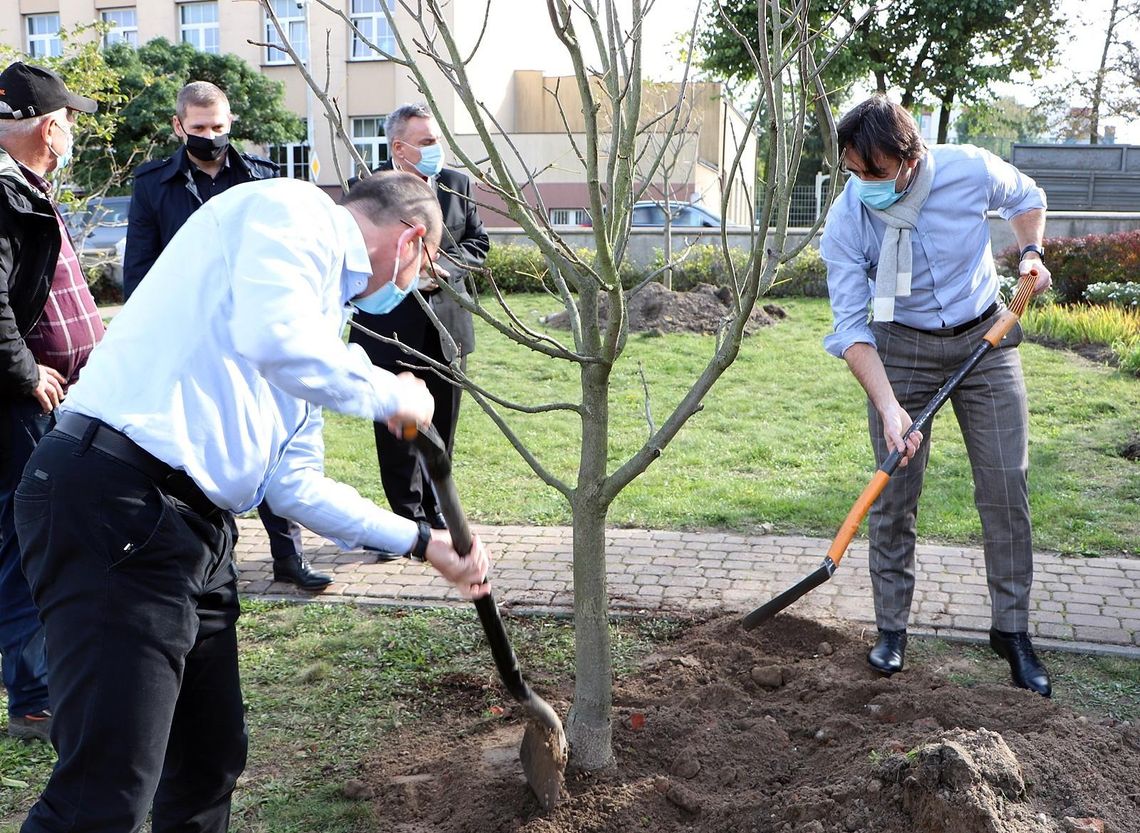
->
<box><xmin>235</xmin><ymin>519</ymin><xmax>1140</xmax><ymax>658</ymax></box>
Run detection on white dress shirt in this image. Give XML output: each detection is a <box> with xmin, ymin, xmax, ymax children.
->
<box><xmin>63</xmin><ymin>178</ymin><xmax>418</xmax><ymax>553</ymax></box>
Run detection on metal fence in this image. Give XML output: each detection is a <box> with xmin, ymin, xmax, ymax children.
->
<box><xmin>764</xmin><ymin>181</ymin><xmax>827</xmax><ymax>227</ymax></box>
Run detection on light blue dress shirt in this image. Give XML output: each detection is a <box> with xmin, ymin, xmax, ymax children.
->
<box><xmin>820</xmin><ymin>144</ymin><xmax>1046</xmax><ymax>358</ymax></box>
<box><xmin>63</xmin><ymin>178</ymin><xmax>419</xmax><ymax>553</ymax></box>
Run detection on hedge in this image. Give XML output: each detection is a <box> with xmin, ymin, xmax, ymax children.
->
<box><xmin>476</xmin><ymin>242</ymin><xmax>829</xmax><ymax>298</ymax></box>
<box><xmin>996</xmin><ymin>230</ymin><xmax>1140</xmax><ymax>304</ymax></box>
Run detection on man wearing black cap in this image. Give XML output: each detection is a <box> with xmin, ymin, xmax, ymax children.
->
<box><xmin>0</xmin><ymin>61</ymin><xmax>101</xmax><ymax>743</ymax></box>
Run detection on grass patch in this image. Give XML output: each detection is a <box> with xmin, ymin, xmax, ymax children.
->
<box><xmin>0</xmin><ymin>602</ymin><xmax>677</xmax><ymax>831</ymax></box>
<box><xmin>326</xmin><ymin>295</ymin><xmax>1139</xmax><ymax>557</ymax></box>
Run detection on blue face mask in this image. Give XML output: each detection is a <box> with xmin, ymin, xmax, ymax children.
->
<box><xmin>351</xmin><ymin>235</ymin><xmax>422</xmax><ymax>316</ymax></box>
<box><xmin>851</xmin><ymin>162</ymin><xmax>907</xmax><ymax>211</ymax></box>
<box><xmin>413</xmin><ymin>143</ymin><xmax>444</xmax><ymax>178</ymax></box>
<box><xmin>50</xmin><ymin>117</ymin><xmax>74</xmax><ymax>172</ymax></box>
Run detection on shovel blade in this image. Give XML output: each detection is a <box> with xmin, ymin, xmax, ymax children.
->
<box><xmin>520</xmin><ymin>718</ymin><xmax>568</xmax><ymax>811</ymax></box>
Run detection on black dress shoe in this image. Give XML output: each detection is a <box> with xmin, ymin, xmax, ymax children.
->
<box><xmin>868</xmin><ymin>629</ymin><xmax>907</xmax><ymax>675</ymax></box>
<box><xmin>273</xmin><ymin>554</ymin><xmax>333</xmax><ymax>591</ymax></box>
<box><xmin>365</xmin><ymin>547</ymin><xmax>403</xmax><ymax>563</ymax></box>
<box><xmin>989</xmin><ymin>628</ymin><xmax>1051</xmax><ymax>697</ymax></box>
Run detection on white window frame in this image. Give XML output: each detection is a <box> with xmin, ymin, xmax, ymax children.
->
<box><xmin>349</xmin><ymin>0</ymin><xmax>396</xmax><ymax>60</ymax></box>
<box><xmin>102</xmin><ymin>8</ymin><xmax>139</xmax><ymax>48</ymax></box>
<box><xmin>26</xmin><ymin>14</ymin><xmax>62</xmax><ymax>59</ymax></box>
<box><xmin>351</xmin><ymin>116</ymin><xmax>389</xmax><ymax>169</ymax></box>
<box><xmin>263</xmin><ymin>0</ymin><xmax>308</xmax><ymax>65</ymax></box>
<box><xmin>549</xmin><ymin>208</ymin><xmax>590</xmax><ymax>226</ymax></box>
<box><xmin>269</xmin><ymin>141</ymin><xmax>311</xmax><ymax>181</ymax></box>
<box><xmin>179</xmin><ymin>2</ymin><xmax>220</xmax><ymax>55</ymax></box>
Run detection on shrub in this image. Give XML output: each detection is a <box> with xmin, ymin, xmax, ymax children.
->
<box><xmin>770</xmin><ymin>246</ymin><xmax>829</xmax><ymax>298</ymax></box>
<box><xmin>648</xmin><ymin>244</ymin><xmax>752</xmax><ymax>291</ymax></box>
<box><xmin>1085</xmin><ymin>281</ymin><xmax>1140</xmax><ymax>308</ymax></box>
<box><xmin>476</xmin><ymin>244</ymin><xmax>642</xmax><ymax>294</ymax></box>
<box><xmin>479</xmin><ymin>244</ymin><xmax>550</xmax><ymax>293</ymax></box>
<box><xmin>996</xmin><ymin>230</ymin><xmax>1140</xmax><ymax>304</ymax></box>
<box><xmin>477</xmin><ymin>241</ymin><xmax>829</xmax><ymax>298</ymax></box>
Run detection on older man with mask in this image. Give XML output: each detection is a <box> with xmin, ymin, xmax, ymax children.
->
<box><xmin>349</xmin><ymin>102</ymin><xmax>488</xmax><ymax>546</ymax></box>
<box><xmin>15</xmin><ymin>172</ymin><xmax>493</xmax><ymax>832</ymax></box>
<box><xmin>0</xmin><ymin>61</ymin><xmax>101</xmax><ymax>743</ymax></box>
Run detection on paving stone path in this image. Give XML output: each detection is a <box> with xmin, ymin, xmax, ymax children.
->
<box><xmin>234</xmin><ymin>519</ymin><xmax>1140</xmax><ymax>657</ymax></box>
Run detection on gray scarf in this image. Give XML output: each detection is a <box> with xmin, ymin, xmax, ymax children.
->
<box><xmin>870</xmin><ymin>153</ymin><xmax>934</xmax><ymax>322</ymax></box>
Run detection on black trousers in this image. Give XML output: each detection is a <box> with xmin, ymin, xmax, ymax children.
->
<box><xmin>256</xmin><ymin>499</ymin><xmax>303</xmax><ymax>562</ymax></box>
<box><xmin>375</xmin><ymin>343</ymin><xmax>465</xmax><ymax>525</ymax></box>
<box><xmin>15</xmin><ymin>428</ymin><xmax>246</xmax><ymax>833</ymax></box>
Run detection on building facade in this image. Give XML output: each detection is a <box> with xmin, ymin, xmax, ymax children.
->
<box><xmin>0</xmin><ymin>0</ymin><xmax>757</xmax><ymax>227</ymax></box>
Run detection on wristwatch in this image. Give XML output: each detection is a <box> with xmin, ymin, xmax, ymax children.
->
<box><xmin>406</xmin><ymin>521</ymin><xmax>432</xmax><ymax>563</ymax></box>
<box><xmin>1020</xmin><ymin>243</ymin><xmax>1045</xmax><ymax>260</ymax></box>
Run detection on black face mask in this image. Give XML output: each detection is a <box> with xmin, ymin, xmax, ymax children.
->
<box><xmin>184</xmin><ymin>132</ymin><xmax>230</xmax><ymax>162</ymax></box>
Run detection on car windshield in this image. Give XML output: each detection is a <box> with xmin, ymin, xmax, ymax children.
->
<box><xmin>86</xmin><ymin>197</ymin><xmax>130</xmax><ymax>226</ymax></box>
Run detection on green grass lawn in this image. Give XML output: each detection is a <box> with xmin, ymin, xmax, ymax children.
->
<box><xmin>325</xmin><ymin>295</ymin><xmax>1139</xmax><ymax>558</ymax></box>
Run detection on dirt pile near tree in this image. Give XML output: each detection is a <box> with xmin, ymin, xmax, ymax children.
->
<box><xmin>542</xmin><ymin>282</ymin><xmax>784</xmax><ymax>336</ymax></box>
<box><xmin>359</xmin><ymin>615</ymin><xmax>1140</xmax><ymax>833</ymax></box>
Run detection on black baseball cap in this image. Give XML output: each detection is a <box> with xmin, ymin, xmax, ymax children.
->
<box><xmin>0</xmin><ymin>61</ymin><xmax>98</xmax><ymax>120</ymax></box>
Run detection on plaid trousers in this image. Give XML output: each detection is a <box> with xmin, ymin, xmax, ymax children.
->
<box><xmin>866</xmin><ymin>311</ymin><xmax>1034</xmax><ymax>632</ymax></box>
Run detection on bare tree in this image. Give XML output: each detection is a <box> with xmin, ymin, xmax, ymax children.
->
<box><xmin>261</xmin><ymin>0</ymin><xmax>848</xmax><ymax>770</ymax></box>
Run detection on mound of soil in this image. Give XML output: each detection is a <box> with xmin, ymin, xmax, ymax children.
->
<box><xmin>357</xmin><ymin>615</ymin><xmax>1139</xmax><ymax>833</ymax></box>
<box><xmin>543</xmin><ymin>282</ymin><xmax>784</xmax><ymax>336</ymax></box>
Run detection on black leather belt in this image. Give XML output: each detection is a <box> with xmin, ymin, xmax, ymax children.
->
<box><xmin>899</xmin><ymin>302</ymin><xmax>999</xmax><ymax>337</ymax></box>
<box><xmin>55</xmin><ymin>412</ymin><xmax>219</xmax><ymax>516</ymax></box>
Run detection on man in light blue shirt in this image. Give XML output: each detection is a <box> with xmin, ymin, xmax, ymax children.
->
<box><xmin>820</xmin><ymin>96</ymin><xmax>1053</xmax><ymax>696</ymax></box>
<box><xmin>14</xmin><ymin>172</ymin><xmax>492</xmax><ymax>832</ymax></box>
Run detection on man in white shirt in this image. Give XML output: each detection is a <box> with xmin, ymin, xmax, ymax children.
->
<box><xmin>14</xmin><ymin>172</ymin><xmax>491</xmax><ymax>832</ymax></box>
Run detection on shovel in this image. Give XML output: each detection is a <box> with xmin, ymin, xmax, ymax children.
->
<box><xmin>743</xmin><ymin>268</ymin><xmax>1040</xmax><ymax>629</ymax></box>
<box><xmin>401</xmin><ymin>422</ymin><xmax>568</xmax><ymax>810</ymax></box>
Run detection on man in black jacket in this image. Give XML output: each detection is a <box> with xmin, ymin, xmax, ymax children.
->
<box><xmin>124</xmin><ymin>81</ymin><xmax>330</xmax><ymax>591</ymax></box>
<box><xmin>348</xmin><ymin>103</ymin><xmax>489</xmax><ymax>539</ymax></box>
<box><xmin>0</xmin><ymin>62</ymin><xmax>101</xmax><ymax>741</ymax></box>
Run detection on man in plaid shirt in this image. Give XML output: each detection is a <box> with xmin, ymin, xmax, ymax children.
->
<box><xmin>0</xmin><ymin>62</ymin><xmax>102</xmax><ymax>742</ymax></box>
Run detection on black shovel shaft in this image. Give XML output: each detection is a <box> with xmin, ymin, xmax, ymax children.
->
<box><xmin>407</xmin><ymin>424</ymin><xmax>532</xmax><ymax>704</ymax></box>
<box><xmin>741</xmin><ymin>558</ymin><xmax>835</xmax><ymax>629</ymax></box>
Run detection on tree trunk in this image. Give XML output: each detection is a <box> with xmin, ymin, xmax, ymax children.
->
<box><xmin>565</xmin><ymin>360</ymin><xmax>614</xmax><ymax>770</ymax></box>
<box><xmin>937</xmin><ymin>90</ymin><xmax>955</xmax><ymax>143</ymax></box>
<box><xmin>1090</xmin><ymin>0</ymin><xmax>1121</xmax><ymax>144</ymax></box>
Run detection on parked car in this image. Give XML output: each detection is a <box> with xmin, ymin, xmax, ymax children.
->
<box><xmin>63</xmin><ymin>195</ymin><xmax>130</xmax><ymax>290</ymax></box>
<box><xmin>630</xmin><ymin>200</ymin><xmax>721</xmax><ymax>228</ymax></box>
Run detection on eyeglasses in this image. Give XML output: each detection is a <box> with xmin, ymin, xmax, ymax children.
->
<box><xmin>400</xmin><ymin>218</ymin><xmax>441</xmax><ymax>281</ymax></box>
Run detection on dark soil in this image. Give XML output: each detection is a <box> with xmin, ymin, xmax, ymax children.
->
<box><xmin>1025</xmin><ymin>335</ymin><xmax>1119</xmax><ymax>368</ymax></box>
<box><xmin>357</xmin><ymin>615</ymin><xmax>1140</xmax><ymax>833</ymax></box>
<box><xmin>543</xmin><ymin>282</ymin><xmax>784</xmax><ymax>336</ymax></box>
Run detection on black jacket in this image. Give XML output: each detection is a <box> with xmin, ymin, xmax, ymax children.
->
<box><xmin>123</xmin><ymin>145</ymin><xmax>278</xmax><ymax>298</ymax></box>
<box><xmin>349</xmin><ymin>164</ymin><xmax>489</xmax><ymax>363</ymax></box>
<box><xmin>0</xmin><ymin>149</ymin><xmax>63</xmax><ymax>396</ymax></box>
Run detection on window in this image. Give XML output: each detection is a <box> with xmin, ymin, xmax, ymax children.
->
<box><xmin>179</xmin><ymin>2</ymin><xmax>219</xmax><ymax>54</ymax></box>
<box><xmin>264</xmin><ymin>0</ymin><xmax>308</xmax><ymax>64</ymax></box>
<box><xmin>351</xmin><ymin>116</ymin><xmax>388</xmax><ymax>168</ymax></box>
<box><xmin>350</xmin><ymin>0</ymin><xmax>396</xmax><ymax>59</ymax></box>
<box><xmin>102</xmin><ymin>9</ymin><xmax>139</xmax><ymax>48</ymax></box>
<box><xmin>26</xmin><ymin>14</ymin><xmax>61</xmax><ymax>59</ymax></box>
<box><xmin>269</xmin><ymin>137</ymin><xmax>311</xmax><ymax>181</ymax></box>
<box><xmin>550</xmin><ymin>208</ymin><xmax>590</xmax><ymax>227</ymax></box>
